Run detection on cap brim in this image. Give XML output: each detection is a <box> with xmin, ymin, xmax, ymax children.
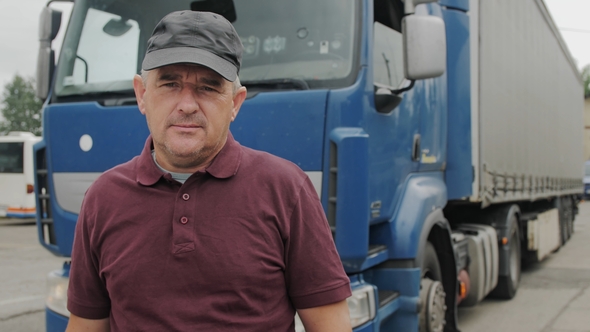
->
<box><xmin>142</xmin><ymin>47</ymin><xmax>237</xmax><ymax>81</ymax></box>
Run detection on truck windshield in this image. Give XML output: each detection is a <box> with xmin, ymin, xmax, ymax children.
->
<box><xmin>53</xmin><ymin>0</ymin><xmax>358</xmax><ymax>100</ymax></box>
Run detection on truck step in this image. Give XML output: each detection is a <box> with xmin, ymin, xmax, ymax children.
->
<box><xmin>378</xmin><ymin>290</ymin><xmax>400</xmax><ymax>308</ymax></box>
<box><xmin>368</xmin><ymin>244</ymin><xmax>387</xmax><ymax>256</ymax></box>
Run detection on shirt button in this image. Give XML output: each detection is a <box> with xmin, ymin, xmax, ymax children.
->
<box><xmin>182</xmin><ymin>193</ymin><xmax>190</xmax><ymax>201</ymax></box>
<box><xmin>180</xmin><ymin>216</ymin><xmax>188</xmax><ymax>224</ymax></box>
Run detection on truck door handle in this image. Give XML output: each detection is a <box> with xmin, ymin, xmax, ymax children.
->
<box><xmin>412</xmin><ymin>134</ymin><xmax>421</xmax><ymax>161</ymax></box>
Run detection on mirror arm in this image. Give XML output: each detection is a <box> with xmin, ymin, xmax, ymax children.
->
<box><xmin>404</xmin><ymin>0</ymin><xmax>439</xmax><ymax>14</ymax></box>
<box><xmin>374</xmin><ymin>84</ymin><xmax>404</xmax><ymax>114</ymax></box>
<box><xmin>391</xmin><ymin>80</ymin><xmax>415</xmax><ymax>95</ymax></box>
<box><xmin>404</xmin><ymin>1</ymin><xmax>416</xmax><ymax>14</ymax></box>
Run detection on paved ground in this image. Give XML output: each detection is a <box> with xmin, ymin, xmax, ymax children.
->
<box><xmin>0</xmin><ymin>218</ymin><xmax>63</xmax><ymax>332</ymax></box>
<box><xmin>458</xmin><ymin>201</ymin><xmax>590</xmax><ymax>332</ymax></box>
<box><xmin>2</xmin><ymin>202</ymin><xmax>590</xmax><ymax>331</ymax></box>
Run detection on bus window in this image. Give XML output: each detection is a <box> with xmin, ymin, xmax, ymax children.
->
<box><xmin>0</xmin><ymin>142</ymin><xmax>24</xmax><ymax>173</ymax></box>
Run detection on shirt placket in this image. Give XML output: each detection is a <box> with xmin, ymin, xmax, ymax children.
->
<box><xmin>171</xmin><ymin>179</ymin><xmax>198</xmax><ymax>254</ymax></box>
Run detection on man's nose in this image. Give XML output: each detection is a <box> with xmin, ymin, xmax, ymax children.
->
<box><xmin>177</xmin><ymin>86</ymin><xmax>199</xmax><ymax>114</ymax></box>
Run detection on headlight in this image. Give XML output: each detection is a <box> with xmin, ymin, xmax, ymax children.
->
<box><xmin>46</xmin><ymin>269</ymin><xmax>70</xmax><ymax>317</ymax></box>
<box><xmin>294</xmin><ymin>313</ymin><xmax>305</xmax><ymax>332</ymax></box>
<box><xmin>347</xmin><ymin>285</ymin><xmax>376</xmax><ymax>328</ymax></box>
<box><xmin>294</xmin><ymin>284</ymin><xmax>376</xmax><ymax>331</ymax></box>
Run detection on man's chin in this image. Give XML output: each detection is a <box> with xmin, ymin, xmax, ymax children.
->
<box><xmin>167</xmin><ymin>146</ymin><xmax>204</xmax><ymax>159</ymax></box>
<box><xmin>163</xmin><ymin>148</ymin><xmax>209</xmax><ymax>171</ymax></box>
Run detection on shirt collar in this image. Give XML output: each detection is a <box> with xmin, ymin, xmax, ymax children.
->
<box><xmin>136</xmin><ymin>132</ymin><xmax>242</xmax><ymax>186</ymax></box>
<box><xmin>206</xmin><ymin>132</ymin><xmax>243</xmax><ymax>179</ymax></box>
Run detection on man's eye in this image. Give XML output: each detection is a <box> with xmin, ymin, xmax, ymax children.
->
<box><xmin>162</xmin><ymin>82</ymin><xmax>178</xmax><ymax>87</ymax></box>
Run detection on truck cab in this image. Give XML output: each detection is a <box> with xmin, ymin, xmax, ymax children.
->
<box><xmin>34</xmin><ymin>0</ymin><xmax>584</xmax><ymax>331</ymax></box>
<box><xmin>36</xmin><ymin>0</ymin><xmax>454</xmax><ymax>330</ymax></box>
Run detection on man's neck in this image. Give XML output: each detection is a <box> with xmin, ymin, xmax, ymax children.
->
<box><xmin>151</xmin><ymin>150</ymin><xmax>194</xmax><ymax>184</ymax></box>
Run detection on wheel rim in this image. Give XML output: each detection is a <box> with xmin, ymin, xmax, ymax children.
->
<box><xmin>420</xmin><ymin>278</ymin><xmax>446</xmax><ymax>332</ymax></box>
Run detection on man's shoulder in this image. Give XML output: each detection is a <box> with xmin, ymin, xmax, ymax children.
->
<box><xmin>86</xmin><ymin>156</ymin><xmax>140</xmax><ymax>194</ymax></box>
<box><xmin>239</xmin><ymin>145</ymin><xmax>306</xmax><ymax>179</ymax></box>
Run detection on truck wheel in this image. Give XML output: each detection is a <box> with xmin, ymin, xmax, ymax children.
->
<box><xmin>490</xmin><ymin>217</ymin><xmax>521</xmax><ymax>299</ymax></box>
<box><xmin>419</xmin><ymin>242</ymin><xmax>446</xmax><ymax>332</ymax></box>
<box><xmin>565</xmin><ymin>197</ymin><xmax>574</xmax><ymax>239</ymax></box>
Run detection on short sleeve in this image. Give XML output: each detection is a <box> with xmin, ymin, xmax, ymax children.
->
<box><xmin>67</xmin><ymin>193</ymin><xmax>111</xmax><ymax>319</ymax></box>
<box><xmin>285</xmin><ymin>176</ymin><xmax>351</xmax><ymax>309</ymax></box>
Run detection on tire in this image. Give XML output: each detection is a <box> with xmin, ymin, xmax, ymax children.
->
<box><xmin>559</xmin><ymin>200</ymin><xmax>569</xmax><ymax>246</ymax></box>
<box><xmin>489</xmin><ymin>215</ymin><xmax>521</xmax><ymax>299</ymax></box>
<box><xmin>565</xmin><ymin>197</ymin><xmax>574</xmax><ymax>239</ymax></box>
<box><xmin>419</xmin><ymin>242</ymin><xmax>446</xmax><ymax>332</ymax></box>
<box><xmin>558</xmin><ymin>198</ymin><xmax>571</xmax><ymax>245</ymax></box>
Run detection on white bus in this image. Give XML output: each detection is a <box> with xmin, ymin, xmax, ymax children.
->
<box><xmin>0</xmin><ymin>132</ymin><xmax>41</xmax><ymax>218</ymax></box>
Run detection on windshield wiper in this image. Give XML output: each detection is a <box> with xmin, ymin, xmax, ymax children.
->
<box><xmin>241</xmin><ymin>78</ymin><xmax>310</xmax><ymax>91</ymax></box>
<box><xmin>54</xmin><ymin>89</ymin><xmax>137</xmax><ymax>106</ymax></box>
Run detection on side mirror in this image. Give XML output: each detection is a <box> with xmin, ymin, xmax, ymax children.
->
<box><xmin>402</xmin><ymin>14</ymin><xmax>446</xmax><ymax>80</ymax></box>
<box><xmin>374</xmin><ymin>84</ymin><xmax>402</xmax><ymax>114</ymax></box>
<box><xmin>36</xmin><ymin>6</ymin><xmax>62</xmax><ymax>101</ymax></box>
<box><xmin>103</xmin><ymin>18</ymin><xmax>133</xmax><ymax>37</ymax></box>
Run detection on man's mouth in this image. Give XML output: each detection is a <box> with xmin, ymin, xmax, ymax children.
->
<box><xmin>171</xmin><ymin>123</ymin><xmax>202</xmax><ymax>129</ymax></box>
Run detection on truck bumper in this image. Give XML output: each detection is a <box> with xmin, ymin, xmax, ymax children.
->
<box><xmin>46</xmin><ymin>308</ymin><xmax>68</xmax><ymax>332</ymax></box>
<box><xmin>354</xmin><ymin>322</ymin><xmax>375</xmax><ymax>331</ymax></box>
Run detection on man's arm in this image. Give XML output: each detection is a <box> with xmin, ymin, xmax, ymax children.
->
<box><xmin>298</xmin><ymin>300</ymin><xmax>352</xmax><ymax>332</ymax></box>
<box><xmin>65</xmin><ymin>314</ymin><xmax>110</xmax><ymax>332</ymax></box>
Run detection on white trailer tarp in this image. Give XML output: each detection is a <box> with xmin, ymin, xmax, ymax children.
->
<box><xmin>469</xmin><ymin>0</ymin><xmax>584</xmax><ymax>206</ymax></box>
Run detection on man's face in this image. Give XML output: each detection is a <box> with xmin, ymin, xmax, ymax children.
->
<box><xmin>133</xmin><ymin>64</ymin><xmax>246</xmax><ymax>172</ymax></box>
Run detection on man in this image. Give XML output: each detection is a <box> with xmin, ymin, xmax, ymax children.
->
<box><xmin>66</xmin><ymin>10</ymin><xmax>352</xmax><ymax>332</ymax></box>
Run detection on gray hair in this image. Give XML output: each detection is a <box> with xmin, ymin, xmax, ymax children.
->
<box><xmin>140</xmin><ymin>69</ymin><xmax>242</xmax><ymax>95</ymax></box>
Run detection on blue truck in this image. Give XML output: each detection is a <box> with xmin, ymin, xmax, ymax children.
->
<box><xmin>34</xmin><ymin>0</ymin><xmax>584</xmax><ymax>331</ymax></box>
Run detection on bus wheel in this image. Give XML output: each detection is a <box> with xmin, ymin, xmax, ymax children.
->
<box><xmin>419</xmin><ymin>242</ymin><xmax>446</xmax><ymax>332</ymax></box>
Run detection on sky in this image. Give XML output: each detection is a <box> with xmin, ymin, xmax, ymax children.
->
<box><xmin>0</xmin><ymin>0</ymin><xmax>588</xmax><ymax>90</ymax></box>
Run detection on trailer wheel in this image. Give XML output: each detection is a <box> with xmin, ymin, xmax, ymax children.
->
<box><xmin>565</xmin><ymin>197</ymin><xmax>574</xmax><ymax>239</ymax></box>
<box><xmin>490</xmin><ymin>216</ymin><xmax>521</xmax><ymax>299</ymax></box>
<box><xmin>419</xmin><ymin>242</ymin><xmax>446</xmax><ymax>332</ymax></box>
<box><xmin>559</xmin><ymin>205</ymin><xmax>569</xmax><ymax>246</ymax></box>
<box><xmin>559</xmin><ymin>197</ymin><xmax>571</xmax><ymax>245</ymax></box>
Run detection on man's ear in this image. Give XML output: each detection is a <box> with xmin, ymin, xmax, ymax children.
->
<box><xmin>133</xmin><ymin>74</ymin><xmax>147</xmax><ymax>115</ymax></box>
<box><xmin>231</xmin><ymin>86</ymin><xmax>248</xmax><ymax>121</ymax></box>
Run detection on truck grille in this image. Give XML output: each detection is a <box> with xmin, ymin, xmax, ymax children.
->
<box><xmin>36</xmin><ymin>147</ymin><xmax>56</xmax><ymax>245</ymax></box>
<box><xmin>327</xmin><ymin>142</ymin><xmax>337</xmax><ymax>231</ymax></box>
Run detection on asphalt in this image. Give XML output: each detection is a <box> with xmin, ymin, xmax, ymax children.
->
<box><xmin>3</xmin><ymin>202</ymin><xmax>590</xmax><ymax>332</ymax></box>
<box><xmin>458</xmin><ymin>200</ymin><xmax>590</xmax><ymax>332</ymax></box>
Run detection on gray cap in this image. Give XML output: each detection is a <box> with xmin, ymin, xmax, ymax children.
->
<box><xmin>142</xmin><ymin>11</ymin><xmax>242</xmax><ymax>81</ymax></box>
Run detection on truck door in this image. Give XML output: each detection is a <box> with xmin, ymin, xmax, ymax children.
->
<box><xmin>412</xmin><ymin>6</ymin><xmax>447</xmax><ymax>172</ymax></box>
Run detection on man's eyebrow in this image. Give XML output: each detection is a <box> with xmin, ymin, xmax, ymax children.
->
<box><xmin>199</xmin><ymin>76</ymin><xmax>223</xmax><ymax>87</ymax></box>
<box><xmin>157</xmin><ymin>72</ymin><xmax>182</xmax><ymax>82</ymax></box>
<box><xmin>155</xmin><ymin>70</ymin><xmax>225</xmax><ymax>87</ymax></box>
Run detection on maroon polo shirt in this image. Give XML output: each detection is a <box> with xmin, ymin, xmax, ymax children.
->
<box><xmin>67</xmin><ymin>133</ymin><xmax>351</xmax><ymax>331</ymax></box>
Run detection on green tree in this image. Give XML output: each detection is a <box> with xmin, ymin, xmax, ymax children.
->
<box><xmin>582</xmin><ymin>64</ymin><xmax>590</xmax><ymax>98</ymax></box>
<box><xmin>0</xmin><ymin>74</ymin><xmax>43</xmax><ymax>136</ymax></box>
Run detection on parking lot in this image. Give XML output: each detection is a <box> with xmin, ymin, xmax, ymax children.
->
<box><xmin>0</xmin><ymin>218</ymin><xmax>62</xmax><ymax>332</ymax></box>
<box><xmin>2</xmin><ymin>202</ymin><xmax>590</xmax><ymax>331</ymax></box>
